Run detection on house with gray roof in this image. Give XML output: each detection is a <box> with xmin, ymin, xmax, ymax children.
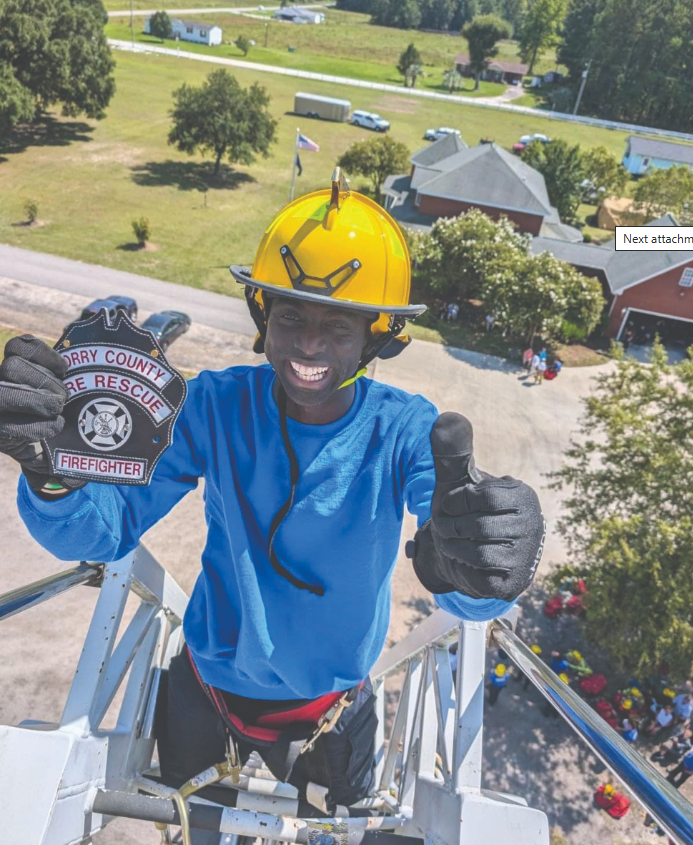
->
<box><xmin>383</xmin><ymin>137</ymin><xmax>582</xmax><ymax>242</ymax></box>
<box><xmin>454</xmin><ymin>54</ymin><xmax>528</xmax><ymax>85</ymax></box>
<box><xmin>622</xmin><ymin>136</ymin><xmax>693</xmax><ymax>175</ymax></box>
<box><xmin>531</xmin><ymin>215</ymin><xmax>693</xmax><ymax>340</ymax></box>
<box><xmin>273</xmin><ymin>5</ymin><xmax>325</xmax><ymax>23</ymax></box>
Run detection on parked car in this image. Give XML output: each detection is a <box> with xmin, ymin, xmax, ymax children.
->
<box><xmin>424</xmin><ymin>127</ymin><xmax>461</xmax><ymax>141</ymax></box>
<box><xmin>512</xmin><ymin>133</ymin><xmax>551</xmax><ymax>155</ymax></box>
<box><xmin>141</xmin><ymin>310</ymin><xmax>191</xmax><ymax>351</ymax></box>
<box><xmin>351</xmin><ymin>110</ymin><xmax>390</xmax><ymax>132</ymax></box>
<box><xmin>64</xmin><ymin>296</ymin><xmax>138</xmax><ymax>333</ymax></box>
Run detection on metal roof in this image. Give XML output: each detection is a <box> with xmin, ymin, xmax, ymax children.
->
<box><xmin>415</xmin><ymin>143</ymin><xmax>553</xmax><ymax>217</ymax></box>
<box><xmin>626</xmin><ymin>135</ymin><xmax>693</xmax><ymax>166</ymax></box>
<box><xmin>454</xmin><ymin>54</ymin><xmax>528</xmax><ymax>75</ymax></box>
<box><xmin>410</xmin><ymin>133</ymin><xmax>468</xmax><ymax>168</ymax></box>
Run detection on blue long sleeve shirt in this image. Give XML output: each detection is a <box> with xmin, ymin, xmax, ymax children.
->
<box><xmin>18</xmin><ymin>365</ymin><xmax>512</xmax><ymax>700</ymax></box>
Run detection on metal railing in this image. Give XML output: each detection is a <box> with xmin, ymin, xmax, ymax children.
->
<box><xmin>491</xmin><ymin>619</ymin><xmax>693</xmax><ymax>845</ymax></box>
<box><xmin>0</xmin><ymin>561</ymin><xmax>102</xmax><ymax>622</ymax></box>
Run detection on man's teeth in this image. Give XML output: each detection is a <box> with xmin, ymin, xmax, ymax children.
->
<box><xmin>291</xmin><ymin>361</ymin><xmax>329</xmax><ymax>382</ymax></box>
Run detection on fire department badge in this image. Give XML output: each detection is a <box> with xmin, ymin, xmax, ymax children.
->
<box><xmin>42</xmin><ymin>309</ymin><xmax>188</xmax><ymax>485</ymax></box>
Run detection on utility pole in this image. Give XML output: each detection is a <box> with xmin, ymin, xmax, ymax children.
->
<box><xmin>572</xmin><ymin>59</ymin><xmax>592</xmax><ymax>116</ymax></box>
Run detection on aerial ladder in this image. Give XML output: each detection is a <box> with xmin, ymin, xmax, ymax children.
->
<box><xmin>1</xmin><ymin>545</ymin><xmax>692</xmax><ymax>845</ymax></box>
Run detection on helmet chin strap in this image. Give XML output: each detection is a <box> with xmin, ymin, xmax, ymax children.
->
<box><xmin>338</xmin><ymin>368</ymin><xmax>367</xmax><ymax>389</ymax></box>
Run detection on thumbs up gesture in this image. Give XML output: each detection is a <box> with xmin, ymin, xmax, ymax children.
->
<box><xmin>410</xmin><ymin>413</ymin><xmax>546</xmax><ymax>602</ymax></box>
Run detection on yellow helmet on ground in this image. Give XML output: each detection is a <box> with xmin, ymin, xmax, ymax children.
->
<box><xmin>559</xmin><ymin>673</ymin><xmax>570</xmax><ymax>684</ymax></box>
<box><xmin>495</xmin><ymin>664</ymin><xmax>507</xmax><ymax>677</ymax></box>
<box><xmin>531</xmin><ymin>644</ymin><xmax>542</xmax><ymax>655</ymax></box>
<box><xmin>603</xmin><ymin>784</ymin><xmax>615</xmax><ymax>799</ymax></box>
<box><xmin>664</xmin><ymin>688</ymin><xmax>676</xmax><ymax>699</ymax></box>
<box><xmin>230</xmin><ymin>169</ymin><xmax>426</xmax><ymax>374</ymax></box>
<box><xmin>621</xmin><ymin>698</ymin><xmax>633</xmax><ymax>710</ymax></box>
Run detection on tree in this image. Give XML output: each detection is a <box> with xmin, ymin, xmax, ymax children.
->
<box><xmin>397</xmin><ymin>43</ymin><xmax>423</xmax><ymax>87</ymax></box>
<box><xmin>337</xmin><ymin>135</ymin><xmax>410</xmax><ymax>202</ymax></box>
<box><xmin>420</xmin><ymin>0</ymin><xmax>455</xmax><ymax>30</ymax></box>
<box><xmin>522</xmin><ymin>139</ymin><xmax>584</xmax><ymax>225</ymax></box>
<box><xmin>24</xmin><ymin>200</ymin><xmax>39</xmax><ymax>224</ymax></box>
<box><xmin>0</xmin><ymin>0</ymin><xmax>115</xmax><ymax>136</ymax></box>
<box><xmin>461</xmin><ymin>15</ymin><xmax>512</xmax><ymax>90</ymax></box>
<box><xmin>0</xmin><ymin>63</ymin><xmax>34</xmax><ymax>137</ymax></box>
<box><xmin>581</xmin><ymin>146</ymin><xmax>628</xmax><ymax>200</ymax></box>
<box><xmin>410</xmin><ymin>209</ymin><xmax>530</xmax><ymax>301</ymax></box>
<box><xmin>518</xmin><ymin>0</ymin><xmax>566</xmax><ymax>75</ymax></box>
<box><xmin>442</xmin><ymin>68</ymin><xmax>464</xmax><ymax>92</ymax></box>
<box><xmin>557</xmin><ymin>0</ymin><xmax>693</xmax><ymax>131</ymax></box>
<box><xmin>149</xmin><ymin>10</ymin><xmax>172</xmax><ymax>41</ymax></box>
<box><xmin>132</xmin><ymin>217</ymin><xmax>151</xmax><ymax>246</ymax></box>
<box><xmin>480</xmin><ymin>248</ymin><xmax>603</xmax><ymax>342</ymax></box>
<box><xmin>549</xmin><ymin>341</ymin><xmax>693</xmax><ymax>681</ymax></box>
<box><xmin>168</xmin><ymin>70</ymin><xmax>277</xmax><ymax>178</ymax></box>
<box><xmin>632</xmin><ymin>165</ymin><xmax>693</xmax><ymax>225</ymax></box>
<box><xmin>235</xmin><ymin>35</ymin><xmax>251</xmax><ymax>56</ymax></box>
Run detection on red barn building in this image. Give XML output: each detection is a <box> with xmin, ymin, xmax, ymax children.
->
<box><xmin>531</xmin><ymin>214</ymin><xmax>693</xmax><ymax>343</ymax></box>
<box><xmin>383</xmin><ymin>135</ymin><xmax>581</xmax><ymax>242</ymax></box>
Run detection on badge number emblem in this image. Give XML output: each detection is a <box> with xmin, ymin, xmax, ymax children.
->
<box><xmin>43</xmin><ymin>309</ymin><xmax>187</xmax><ymax>486</ymax></box>
<box><xmin>78</xmin><ymin>399</ymin><xmax>133</xmax><ymax>452</ymax></box>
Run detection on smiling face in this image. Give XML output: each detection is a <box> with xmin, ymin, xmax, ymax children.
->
<box><xmin>263</xmin><ymin>294</ymin><xmax>374</xmax><ymax>422</ymax></box>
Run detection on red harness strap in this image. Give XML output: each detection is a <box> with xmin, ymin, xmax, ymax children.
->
<box><xmin>187</xmin><ymin>647</ymin><xmax>345</xmax><ymax>743</ymax></box>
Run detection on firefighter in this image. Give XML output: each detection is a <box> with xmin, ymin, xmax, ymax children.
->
<box><xmin>0</xmin><ymin>172</ymin><xmax>545</xmax><ymax>840</ymax></box>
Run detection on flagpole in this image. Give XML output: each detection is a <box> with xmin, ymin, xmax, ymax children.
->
<box><xmin>289</xmin><ymin>127</ymin><xmax>300</xmax><ymax>202</ymax></box>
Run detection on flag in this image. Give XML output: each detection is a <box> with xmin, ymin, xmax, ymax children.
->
<box><xmin>297</xmin><ymin>133</ymin><xmax>320</xmax><ymax>152</ymax></box>
<box><xmin>295</xmin><ymin>153</ymin><xmax>303</xmax><ymax>177</ymax></box>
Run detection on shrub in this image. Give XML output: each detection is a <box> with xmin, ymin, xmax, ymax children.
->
<box><xmin>234</xmin><ymin>35</ymin><xmax>250</xmax><ymax>56</ymax></box>
<box><xmin>24</xmin><ymin>200</ymin><xmax>38</xmax><ymax>223</ymax></box>
<box><xmin>559</xmin><ymin>320</ymin><xmax>589</xmax><ymax>343</ymax></box>
<box><xmin>132</xmin><ymin>216</ymin><xmax>151</xmax><ymax>245</ymax></box>
<box><xmin>582</xmin><ymin>232</ymin><xmax>592</xmax><ymax>243</ymax></box>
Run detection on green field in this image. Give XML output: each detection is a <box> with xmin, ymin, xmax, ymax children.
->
<box><xmin>0</xmin><ymin>50</ymin><xmax>642</xmax><ymax>299</ymax></box>
<box><xmin>104</xmin><ymin>0</ymin><xmax>284</xmax><ymax>10</ymax></box>
<box><xmin>105</xmin><ymin>8</ymin><xmax>562</xmax><ymax>95</ymax></box>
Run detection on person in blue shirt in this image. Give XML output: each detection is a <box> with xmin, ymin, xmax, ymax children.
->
<box><xmin>667</xmin><ymin>750</ymin><xmax>693</xmax><ymax>789</ymax></box>
<box><xmin>487</xmin><ymin>663</ymin><xmax>509</xmax><ymax>706</ymax></box>
<box><xmin>0</xmin><ymin>172</ymin><xmax>545</xmax><ymax>827</ymax></box>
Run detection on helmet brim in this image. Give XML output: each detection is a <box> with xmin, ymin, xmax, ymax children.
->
<box><xmin>230</xmin><ymin>265</ymin><xmax>427</xmax><ymax>318</ymax></box>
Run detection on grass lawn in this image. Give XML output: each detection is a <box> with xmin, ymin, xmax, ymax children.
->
<box><xmin>105</xmin><ymin>9</ymin><xmax>561</xmax><ymax>97</ymax></box>
<box><xmin>105</xmin><ymin>0</ymin><xmax>284</xmax><ymax>8</ymax></box>
<box><xmin>0</xmin><ymin>49</ymin><xmax>654</xmax><ymax>302</ymax></box>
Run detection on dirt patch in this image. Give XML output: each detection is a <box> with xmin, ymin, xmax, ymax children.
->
<box><xmin>371</xmin><ymin>95</ymin><xmax>420</xmax><ymax>114</ymax></box>
<box><xmin>11</xmin><ymin>219</ymin><xmax>47</xmax><ymax>229</ymax></box>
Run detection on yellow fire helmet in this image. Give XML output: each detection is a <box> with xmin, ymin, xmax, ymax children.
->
<box><xmin>559</xmin><ymin>672</ymin><xmax>570</xmax><ymax>684</ymax></box>
<box><xmin>664</xmin><ymin>687</ymin><xmax>676</xmax><ymax>699</ymax></box>
<box><xmin>569</xmin><ymin>650</ymin><xmax>582</xmax><ymax>662</ymax></box>
<box><xmin>230</xmin><ymin>169</ymin><xmax>426</xmax><ymax>385</ymax></box>
<box><xmin>603</xmin><ymin>784</ymin><xmax>615</xmax><ymax>799</ymax></box>
<box><xmin>495</xmin><ymin>663</ymin><xmax>507</xmax><ymax>677</ymax></box>
<box><xmin>531</xmin><ymin>644</ymin><xmax>543</xmax><ymax>655</ymax></box>
<box><xmin>621</xmin><ymin>698</ymin><xmax>633</xmax><ymax>710</ymax></box>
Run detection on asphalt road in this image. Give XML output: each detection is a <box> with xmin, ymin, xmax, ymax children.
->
<box><xmin>0</xmin><ymin>243</ymin><xmax>255</xmax><ymax>337</ymax></box>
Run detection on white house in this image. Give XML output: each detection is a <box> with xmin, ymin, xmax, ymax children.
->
<box><xmin>145</xmin><ymin>16</ymin><xmax>223</xmax><ymax>45</ymax></box>
<box><xmin>272</xmin><ymin>6</ymin><xmax>325</xmax><ymax>23</ymax></box>
<box><xmin>622</xmin><ymin>136</ymin><xmax>693</xmax><ymax>175</ymax></box>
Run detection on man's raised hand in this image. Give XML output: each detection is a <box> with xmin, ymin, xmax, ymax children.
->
<box><xmin>410</xmin><ymin>412</ymin><xmax>545</xmax><ymax>603</ymax></box>
<box><xmin>0</xmin><ymin>335</ymin><xmax>84</xmax><ymax>494</ymax></box>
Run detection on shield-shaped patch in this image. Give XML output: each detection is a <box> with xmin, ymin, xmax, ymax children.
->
<box><xmin>43</xmin><ymin>310</ymin><xmax>188</xmax><ymax>485</ymax></box>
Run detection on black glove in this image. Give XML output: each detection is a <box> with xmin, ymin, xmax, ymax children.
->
<box><xmin>0</xmin><ymin>335</ymin><xmax>85</xmax><ymax>495</ymax></box>
<box><xmin>408</xmin><ymin>412</ymin><xmax>545</xmax><ymax>603</ymax></box>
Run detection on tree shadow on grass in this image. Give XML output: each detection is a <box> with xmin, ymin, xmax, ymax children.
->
<box><xmin>131</xmin><ymin>160</ymin><xmax>256</xmax><ymax>192</ymax></box>
<box><xmin>0</xmin><ymin>116</ymin><xmax>94</xmax><ymax>158</ymax></box>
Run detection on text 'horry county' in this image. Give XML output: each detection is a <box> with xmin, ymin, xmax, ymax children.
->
<box><xmin>61</xmin><ymin>346</ymin><xmax>172</xmax><ymax>389</ymax></box>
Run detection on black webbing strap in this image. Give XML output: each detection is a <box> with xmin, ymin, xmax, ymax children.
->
<box><xmin>267</xmin><ymin>386</ymin><xmax>325</xmax><ymax>596</ymax></box>
<box><xmin>259</xmin><ymin>722</ymin><xmax>314</xmax><ymax>783</ymax></box>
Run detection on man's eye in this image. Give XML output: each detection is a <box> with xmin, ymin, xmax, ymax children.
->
<box><xmin>280</xmin><ymin>313</ymin><xmax>301</xmax><ymax>322</ymax></box>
